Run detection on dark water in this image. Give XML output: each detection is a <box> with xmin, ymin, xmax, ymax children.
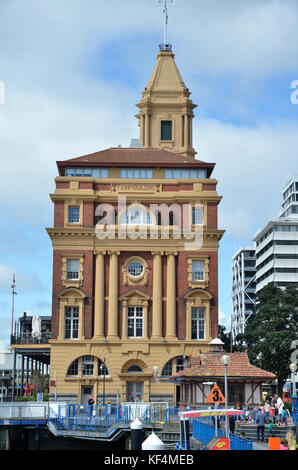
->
<box><xmin>0</xmin><ymin>425</ymin><xmax>127</xmax><ymax>451</ymax></box>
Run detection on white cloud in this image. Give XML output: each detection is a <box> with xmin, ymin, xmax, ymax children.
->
<box><xmin>195</xmin><ymin>118</ymin><xmax>298</xmax><ymax>238</ymax></box>
<box><xmin>0</xmin><ymin>263</ymin><xmax>44</xmax><ymax>293</ymax></box>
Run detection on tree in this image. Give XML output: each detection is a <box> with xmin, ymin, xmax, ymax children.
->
<box><xmin>218</xmin><ymin>324</ymin><xmax>231</xmax><ymax>352</ymax></box>
<box><xmin>235</xmin><ymin>283</ymin><xmax>298</xmax><ymax>395</ymax></box>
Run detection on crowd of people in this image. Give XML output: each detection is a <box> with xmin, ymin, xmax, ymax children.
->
<box><xmin>229</xmin><ymin>393</ymin><xmax>297</xmax><ymax>450</ymax></box>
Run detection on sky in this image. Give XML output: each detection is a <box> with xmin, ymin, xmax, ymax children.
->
<box><xmin>0</xmin><ymin>0</ymin><xmax>298</xmax><ymax>349</ymax></box>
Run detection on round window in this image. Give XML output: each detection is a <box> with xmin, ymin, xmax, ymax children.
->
<box><xmin>127</xmin><ymin>260</ymin><xmax>144</xmax><ymax>277</ymax></box>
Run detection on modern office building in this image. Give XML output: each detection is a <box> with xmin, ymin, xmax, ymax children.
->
<box><xmin>46</xmin><ymin>44</ymin><xmax>224</xmax><ymax>405</ymax></box>
<box><xmin>231</xmin><ymin>246</ymin><xmax>256</xmax><ymax>343</ymax></box>
<box><xmin>254</xmin><ymin>176</ymin><xmax>298</xmax><ymax>293</ymax></box>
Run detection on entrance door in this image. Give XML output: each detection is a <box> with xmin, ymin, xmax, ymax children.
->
<box><xmin>126</xmin><ymin>382</ymin><xmax>143</xmax><ymax>402</ymax></box>
<box><xmin>81</xmin><ymin>385</ymin><xmax>93</xmax><ymax>405</ymax></box>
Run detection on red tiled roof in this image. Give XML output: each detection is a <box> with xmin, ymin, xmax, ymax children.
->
<box><xmin>172</xmin><ymin>350</ymin><xmax>276</xmax><ymax>380</ymax></box>
<box><xmin>57</xmin><ymin>147</ymin><xmax>214</xmax><ymax>174</ymax></box>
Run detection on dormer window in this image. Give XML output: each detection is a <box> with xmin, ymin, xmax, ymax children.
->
<box><xmin>161</xmin><ymin>120</ymin><xmax>172</xmax><ymax>141</ymax></box>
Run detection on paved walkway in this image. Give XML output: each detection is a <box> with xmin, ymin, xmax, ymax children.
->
<box><xmin>252</xmin><ymin>441</ymin><xmax>269</xmax><ymax>450</ymax></box>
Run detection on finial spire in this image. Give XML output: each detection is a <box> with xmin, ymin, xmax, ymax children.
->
<box><xmin>159</xmin><ymin>0</ymin><xmax>173</xmax><ymax>50</ymax></box>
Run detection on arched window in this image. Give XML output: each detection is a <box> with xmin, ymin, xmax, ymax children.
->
<box><xmin>98</xmin><ymin>359</ymin><xmax>109</xmax><ymax>376</ymax></box>
<box><xmin>161</xmin><ymin>356</ymin><xmax>189</xmax><ymax>376</ymax></box>
<box><xmin>67</xmin><ymin>359</ymin><xmax>79</xmax><ymax>376</ymax></box>
<box><xmin>127</xmin><ymin>365</ymin><xmax>143</xmax><ymax>373</ymax></box>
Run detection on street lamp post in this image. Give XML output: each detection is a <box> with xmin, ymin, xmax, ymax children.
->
<box><xmin>100</xmin><ymin>358</ymin><xmax>106</xmax><ymax>407</ymax></box>
<box><xmin>221</xmin><ymin>354</ymin><xmax>231</xmax><ymax>438</ymax></box>
<box><xmin>290</xmin><ymin>363</ymin><xmax>297</xmax><ymax>397</ymax></box>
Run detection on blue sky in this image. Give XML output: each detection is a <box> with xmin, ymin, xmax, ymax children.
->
<box><xmin>0</xmin><ymin>0</ymin><xmax>298</xmax><ymax>348</ymax></box>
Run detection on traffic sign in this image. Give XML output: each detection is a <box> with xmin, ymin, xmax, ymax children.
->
<box><xmin>206</xmin><ymin>384</ymin><xmax>225</xmax><ymax>404</ymax></box>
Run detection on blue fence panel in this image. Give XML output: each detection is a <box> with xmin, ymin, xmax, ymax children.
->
<box><xmin>192</xmin><ymin>419</ymin><xmax>253</xmax><ymax>451</ymax></box>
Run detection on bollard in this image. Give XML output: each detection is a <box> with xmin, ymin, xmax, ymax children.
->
<box><xmin>180</xmin><ymin>417</ymin><xmax>190</xmax><ymax>450</ymax></box>
<box><xmin>142</xmin><ymin>432</ymin><xmax>165</xmax><ymax>450</ymax></box>
<box><xmin>131</xmin><ymin>419</ymin><xmax>143</xmax><ymax>450</ymax></box>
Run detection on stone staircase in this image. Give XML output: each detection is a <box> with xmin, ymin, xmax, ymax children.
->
<box><xmin>234</xmin><ymin>422</ymin><xmax>295</xmax><ymax>442</ymax></box>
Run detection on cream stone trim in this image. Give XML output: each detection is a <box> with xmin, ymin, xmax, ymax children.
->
<box><xmin>58</xmin><ymin>288</ymin><xmax>86</xmax><ymax>341</ymax></box>
<box><xmin>122</xmin><ymin>256</ymin><xmax>149</xmax><ymax>286</ymax></box>
<box><xmin>120</xmin><ymin>289</ymin><xmax>150</xmax><ymax>341</ymax></box>
<box><xmin>165</xmin><ymin>251</ymin><xmax>178</xmax><ymax>340</ymax></box>
<box><xmin>187</xmin><ymin>255</ymin><xmax>209</xmax><ymax>289</ymax></box>
<box><xmin>61</xmin><ymin>253</ymin><xmax>84</xmax><ymax>288</ymax></box>
<box><xmin>184</xmin><ymin>289</ymin><xmax>213</xmax><ymax>342</ymax></box>
<box><xmin>107</xmin><ymin>251</ymin><xmax>120</xmax><ymax>339</ymax></box>
<box><xmin>64</xmin><ymin>199</ymin><xmax>83</xmax><ymax>228</ymax></box>
<box><xmin>151</xmin><ymin>251</ymin><xmax>164</xmax><ymax>339</ymax></box>
<box><xmin>93</xmin><ymin>251</ymin><xmax>106</xmax><ymax>339</ymax></box>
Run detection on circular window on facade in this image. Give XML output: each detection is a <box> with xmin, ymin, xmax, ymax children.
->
<box><xmin>127</xmin><ymin>260</ymin><xmax>144</xmax><ymax>278</ymax></box>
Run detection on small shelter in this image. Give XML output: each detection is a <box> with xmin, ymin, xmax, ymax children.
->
<box><xmin>171</xmin><ymin>338</ymin><xmax>276</xmax><ymax>407</ymax></box>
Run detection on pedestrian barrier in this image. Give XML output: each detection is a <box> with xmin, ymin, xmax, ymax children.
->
<box><xmin>192</xmin><ymin>420</ymin><xmax>253</xmax><ymax>451</ymax></box>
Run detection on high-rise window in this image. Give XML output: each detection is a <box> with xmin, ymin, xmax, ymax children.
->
<box><xmin>66</xmin><ymin>259</ymin><xmax>80</xmax><ymax>280</ymax></box>
<box><xmin>127</xmin><ymin>306</ymin><xmax>143</xmax><ymax>338</ymax></box>
<box><xmin>191</xmin><ymin>307</ymin><xmax>205</xmax><ymax>340</ymax></box>
<box><xmin>68</xmin><ymin>206</ymin><xmax>80</xmax><ymax>223</ymax></box>
<box><xmin>164</xmin><ymin>168</ymin><xmax>207</xmax><ymax>179</ymax></box>
<box><xmin>120</xmin><ymin>168</ymin><xmax>153</xmax><ymax>179</ymax></box>
<box><xmin>192</xmin><ymin>207</ymin><xmax>204</xmax><ymax>225</ymax></box>
<box><xmin>161</xmin><ymin>120</ymin><xmax>172</xmax><ymax>140</ymax></box>
<box><xmin>82</xmin><ymin>356</ymin><xmax>94</xmax><ymax>376</ymax></box>
<box><xmin>192</xmin><ymin>260</ymin><xmax>204</xmax><ymax>281</ymax></box>
<box><xmin>64</xmin><ymin>306</ymin><xmax>79</xmax><ymax>339</ymax></box>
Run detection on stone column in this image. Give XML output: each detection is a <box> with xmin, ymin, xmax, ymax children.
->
<box><xmin>93</xmin><ymin>251</ymin><xmax>106</xmax><ymax>339</ymax></box>
<box><xmin>145</xmin><ymin>114</ymin><xmax>150</xmax><ymax>147</ymax></box>
<box><xmin>108</xmin><ymin>251</ymin><xmax>120</xmax><ymax>339</ymax></box>
<box><xmin>151</xmin><ymin>251</ymin><xmax>164</xmax><ymax>339</ymax></box>
<box><xmin>184</xmin><ymin>114</ymin><xmax>189</xmax><ymax>148</ymax></box>
<box><xmin>166</xmin><ymin>251</ymin><xmax>177</xmax><ymax>340</ymax></box>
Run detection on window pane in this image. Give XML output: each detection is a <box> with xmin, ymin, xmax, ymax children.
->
<box><xmin>192</xmin><ymin>207</ymin><xmax>203</xmax><ymax>225</ymax></box>
<box><xmin>192</xmin><ymin>261</ymin><xmax>204</xmax><ymax>281</ymax></box>
<box><xmin>127</xmin><ymin>261</ymin><xmax>144</xmax><ymax>277</ymax></box>
<box><xmin>66</xmin><ymin>259</ymin><xmax>80</xmax><ymax>279</ymax></box>
<box><xmin>161</xmin><ymin>120</ymin><xmax>172</xmax><ymax>140</ymax></box>
<box><xmin>68</xmin><ymin>206</ymin><xmax>80</xmax><ymax>223</ymax></box>
<box><xmin>162</xmin><ymin>360</ymin><xmax>172</xmax><ymax>376</ymax></box>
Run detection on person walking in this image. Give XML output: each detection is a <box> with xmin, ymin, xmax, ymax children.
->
<box><xmin>276</xmin><ymin>394</ymin><xmax>284</xmax><ymax>425</ymax></box>
<box><xmin>229</xmin><ymin>415</ymin><xmax>235</xmax><ymax>434</ymax></box>
<box><xmin>88</xmin><ymin>395</ymin><xmax>94</xmax><ymax>417</ymax></box>
<box><xmin>256</xmin><ymin>407</ymin><xmax>265</xmax><ymax>442</ymax></box>
<box><xmin>269</xmin><ymin>403</ymin><xmax>275</xmax><ymax>423</ymax></box>
<box><xmin>264</xmin><ymin>401</ymin><xmax>270</xmax><ymax>424</ymax></box>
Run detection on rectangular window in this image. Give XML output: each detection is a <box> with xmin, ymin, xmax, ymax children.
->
<box><xmin>164</xmin><ymin>168</ymin><xmax>207</xmax><ymax>179</ymax></box>
<box><xmin>127</xmin><ymin>306</ymin><xmax>143</xmax><ymax>338</ymax></box>
<box><xmin>120</xmin><ymin>168</ymin><xmax>153</xmax><ymax>179</ymax></box>
<box><xmin>161</xmin><ymin>120</ymin><xmax>172</xmax><ymax>141</ymax></box>
<box><xmin>64</xmin><ymin>306</ymin><xmax>79</xmax><ymax>339</ymax></box>
<box><xmin>192</xmin><ymin>260</ymin><xmax>204</xmax><ymax>281</ymax></box>
<box><xmin>191</xmin><ymin>307</ymin><xmax>205</xmax><ymax>340</ymax></box>
<box><xmin>65</xmin><ymin>167</ymin><xmax>109</xmax><ymax>178</ymax></box>
<box><xmin>68</xmin><ymin>206</ymin><xmax>80</xmax><ymax>223</ymax></box>
<box><xmin>82</xmin><ymin>356</ymin><xmax>94</xmax><ymax>376</ymax></box>
<box><xmin>66</xmin><ymin>259</ymin><xmax>80</xmax><ymax>280</ymax></box>
<box><xmin>192</xmin><ymin>207</ymin><xmax>204</xmax><ymax>225</ymax></box>
<box><xmin>176</xmin><ymin>356</ymin><xmax>188</xmax><ymax>373</ymax></box>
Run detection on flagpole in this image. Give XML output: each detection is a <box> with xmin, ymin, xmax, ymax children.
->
<box><xmin>11</xmin><ymin>273</ymin><xmax>17</xmax><ymax>338</ymax></box>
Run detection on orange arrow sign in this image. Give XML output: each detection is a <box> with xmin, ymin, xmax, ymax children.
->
<box><xmin>206</xmin><ymin>384</ymin><xmax>225</xmax><ymax>404</ymax></box>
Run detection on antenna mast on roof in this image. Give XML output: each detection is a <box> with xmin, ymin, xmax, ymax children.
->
<box><xmin>159</xmin><ymin>0</ymin><xmax>173</xmax><ymax>50</ymax></box>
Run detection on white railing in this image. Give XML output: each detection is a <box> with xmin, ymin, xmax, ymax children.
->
<box><xmin>0</xmin><ymin>402</ymin><xmax>48</xmax><ymax>420</ymax></box>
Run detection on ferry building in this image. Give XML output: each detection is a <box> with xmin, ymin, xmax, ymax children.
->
<box><xmin>47</xmin><ymin>44</ymin><xmax>224</xmax><ymax>405</ymax></box>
